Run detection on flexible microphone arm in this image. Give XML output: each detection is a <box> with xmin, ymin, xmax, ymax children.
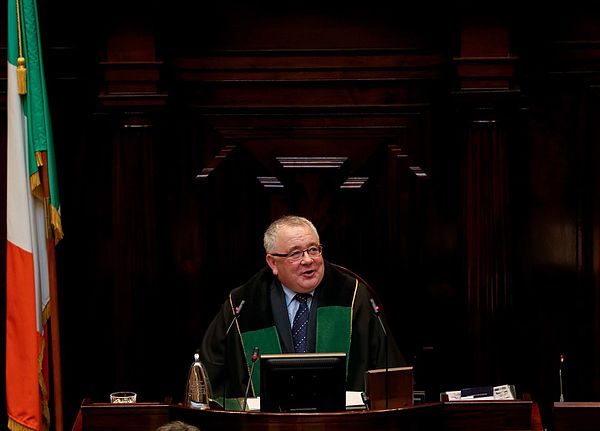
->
<box><xmin>370</xmin><ymin>298</ymin><xmax>389</xmax><ymax>409</ymax></box>
<box><xmin>243</xmin><ymin>346</ymin><xmax>260</xmax><ymax>411</ymax></box>
<box><xmin>223</xmin><ymin>299</ymin><xmax>245</xmax><ymax>411</ymax></box>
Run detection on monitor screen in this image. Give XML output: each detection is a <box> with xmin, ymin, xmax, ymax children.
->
<box><xmin>259</xmin><ymin>352</ymin><xmax>346</xmax><ymax>412</ymax></box>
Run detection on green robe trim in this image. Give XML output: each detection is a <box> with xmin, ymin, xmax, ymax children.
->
<box><xmin>316</xmin><ymin>279</ymin><xmax>357</xmax><ymax>371</ymax></box>
<box><xmin>241</xmin><ymin>326</ymin><xmax>282</xmax><ymax>398</ymax></box>
<box><xmin>316</xmin><ymin>306</ymin><xmax>352</xmax><ymax>370</ymax></box>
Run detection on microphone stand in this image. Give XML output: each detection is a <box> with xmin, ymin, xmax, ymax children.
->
<box><xmin>370</xmin><ymin>298</ymin><xmax>388</xmax><ymax>409</ymax></box>
<box><xmin>559</xmin><ymin>354</ymin><xmax>565</xmax><ymax>402</ymax></box>
<box><xmin>243</xmin><ymin>347</ymin><xmax>260</xmax><ymax>411</ymax></box>
<box><xmin>223</xmin><ymin>299</ymin><xmax>245</xmax><ymax>411</ymax></box>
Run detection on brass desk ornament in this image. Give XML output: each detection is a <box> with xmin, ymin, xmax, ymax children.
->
<box><xmin>184</xmin><ymin>352</ymin><xmax>212</xmax><ymax>409</ymax></box>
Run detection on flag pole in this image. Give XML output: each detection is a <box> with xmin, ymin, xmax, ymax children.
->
<box><xmin>40</xmin><ymin>152</ymin><xmax>64</xmax><ymax>431</ymax></box>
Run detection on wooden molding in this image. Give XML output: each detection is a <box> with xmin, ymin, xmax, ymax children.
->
<box><xmin>195</xmin><ymin>145</ymin><xmax>237</xmax><ymax>181</ymax></box>
<box><xmin>276</xmin><ymin>156</ymin><xmax>348</xmax><ymax>170</ymax></box>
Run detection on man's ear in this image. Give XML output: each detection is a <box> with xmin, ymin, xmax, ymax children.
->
<box><xmin>266</xmin><ymin>254</ymin><xmax>278</xmax><ymax>275</ymax></box>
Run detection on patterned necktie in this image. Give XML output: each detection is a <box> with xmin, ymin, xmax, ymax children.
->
<box><xmin>292</xmin><ymin>294</ymin><xmax>311</xmax><ymax>353</ymax></box>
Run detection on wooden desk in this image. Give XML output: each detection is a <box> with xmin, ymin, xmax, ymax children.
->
<box><xmin>171</xmin><ymin>403</ymin><xmax>441</xmax><ymax>431</ymax></box>
<box><xmin>444</xmin><ymin>401</ymin><xmax>544</xmax><ymax>431</ymax></box>
<box><xmin>77</xmin><ymin>399</ymin><xmax>542</xmax><ymax>431</ymax></box>
<box><xmin>79</xmin><ymin>399</ymin><xmax>170</xmax><ymax>431</ymax></box>
<box><xmin>554</xmin><ymin>402</ymin><xmax>600</xmax><ymax>431</ymax></box>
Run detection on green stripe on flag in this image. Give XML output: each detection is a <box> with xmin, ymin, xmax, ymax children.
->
<box><xmin>8</xmin><ymin>0</ymin><xmax>19</xmax><ymax>66</ymax></box>
<box><xmin>8</xmin><ymin>0</ymin><xmax>62</xmax><ymax>240</ymax></box>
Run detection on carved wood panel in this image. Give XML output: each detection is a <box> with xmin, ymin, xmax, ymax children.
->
<box><xmin>187</xmin><ymin>108</ymin><xmax>431</xmax><ymax>337</ymax></box>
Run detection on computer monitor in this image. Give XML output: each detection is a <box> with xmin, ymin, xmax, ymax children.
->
<box><xmin>259</xmin><ymin>352</ymin><xmax>346</xmax><ymax>412</ymax></box>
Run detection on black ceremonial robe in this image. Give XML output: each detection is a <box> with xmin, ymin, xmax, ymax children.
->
<box><xmin>199</xmin><ymin>260</ymin><xmax>405</xmax><ymax>401</ymax></box>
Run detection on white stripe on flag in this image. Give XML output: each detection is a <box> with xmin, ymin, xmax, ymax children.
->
<box><xmin>7</xmin><ymin>61</ymin><xmax>49</xmax><ymax>332</ymax></box>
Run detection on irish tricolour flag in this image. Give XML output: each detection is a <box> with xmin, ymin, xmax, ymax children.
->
<box><xmin>7</xmin><ymin>0</ymin><xmax>62</xmax><ymax>430</ymax></box>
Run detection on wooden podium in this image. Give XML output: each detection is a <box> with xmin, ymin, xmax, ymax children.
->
<box><xmin>443</xmin><ymin>400</ymin><xmax>543</xmax><ymax>431</ymax></box>
<box><xmin>77</xmin><ymin>399</ymin><xmax>170</xmax><ymax>431</ymax></box>
<box><xmin>78</xmin><ymin>399</ymin><xmax>542</xmax><ymax>431</ymax></box>
<box><xmin>553</xmin><ymin>402</ymin><xmax>600</xmax><ymax>431</ymax></box>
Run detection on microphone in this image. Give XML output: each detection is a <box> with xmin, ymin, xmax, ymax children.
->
<box><xmin>243</xmin><ymin>346</ymin><xmax>260</xmax><ymax>411</ymax></box>
<box><xmin>225</xmin><ymin>299</ymin><xmax>245</xmax><ymax>336</ymax></box>
<box><xmin>370</xmin><ymin>298</ymin><xmax>379</xmax><ymax>314</ymax></box>
<box><xmin>369</xmin><ymin>298</ymin><xmax>387</xmax><ymax>336</ymax></box>
<box><xmin>370</xmin><ymin>297</ymin><xmax>389</xmax><ymax>409</ymax></box>
<box><xmin>223</xmin><ymin>299</ymin><xmax>245</xmax><ymax>410</ymax></box>
<box><xmin>559</xmin><ymin>354</ymin><xmax>565</xmax><ymax>402</ymax></box>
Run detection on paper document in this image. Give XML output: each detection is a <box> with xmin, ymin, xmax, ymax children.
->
<box><xmin>346</xmin><ymin>391</ymin><xmax>367</xmax><ymax>409</ymax></box>
<box><xmin>443</xmin><ymin>384</ymin><xmax>516</xmax><ymax>401</ymax></box>
<box><xmin>245</xmin><ymin>397</ymin><xmax>260</xmax><ymax>411</ymax></box>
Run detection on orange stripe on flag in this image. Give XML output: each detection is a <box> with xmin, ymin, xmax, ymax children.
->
<box><xmin>6</xmin><ymin>240</ymin><xmax>43</xmax><ymax>431</ymax></box>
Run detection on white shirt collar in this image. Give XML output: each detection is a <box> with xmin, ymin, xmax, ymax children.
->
<box><xmin>281</xmin><ymin>283</ymin><xmax>314</xmax><ymax>306</ymax></box>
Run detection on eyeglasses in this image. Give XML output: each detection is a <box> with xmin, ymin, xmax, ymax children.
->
<box><xmin>270</xmin><ymin>245</ymin><xmax>323</xmax><ymax>262</ymax></box>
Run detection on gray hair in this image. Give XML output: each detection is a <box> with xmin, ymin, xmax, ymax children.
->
<box><xmin>156</xmin><ymin>421</ymin><xmax>200</xmax><ymax>431</ymax></box>
<box><xmin>263</xmin><ymin>215</ymin><xmax>320</xmax><ymax>253</ymax></box>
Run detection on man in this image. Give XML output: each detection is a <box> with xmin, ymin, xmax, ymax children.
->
<box><xmin>199</xmin><ymin>215</ymin><xmax>405</xmax><ymax>400</ymax></box>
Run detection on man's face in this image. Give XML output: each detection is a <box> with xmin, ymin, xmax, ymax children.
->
<box><xmin>265</xmin><ymin>224</ymin><xmax>325</xmax><ymax>294</ymax></box>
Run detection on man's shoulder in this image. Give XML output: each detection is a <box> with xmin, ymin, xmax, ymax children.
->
<box><xmin>231</xmin><ymin>266</ymin><xmax>274</xmax><ymax>296</ymax></box>
<box><xmin>325</xmin><ymin>261</ymin><xmax>359</xmax><ymax>288</ymax></box>
<box><xmin>316</xmin><ymin>262</ymin><xmax>361</xmax><ymax>305</ymax></box>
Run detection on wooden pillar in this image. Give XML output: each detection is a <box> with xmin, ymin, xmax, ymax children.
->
<box><xmin>453</xmin><ymin>16</ymin><xmax>521</xmax><ymax>385</ymax></box>
<box><xmin>95</xmin><ymin>6</ymin><xmax>168</xmax><ymax>395</ymax></box>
